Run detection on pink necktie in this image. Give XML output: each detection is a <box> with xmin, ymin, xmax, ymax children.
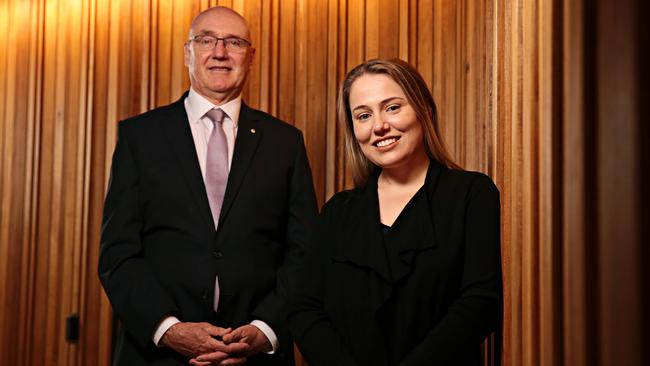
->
<box><xmin>204</xmin><ymin>108</ymin><xmax>228</xmax><ymax>230</ymax></box>
<box><xmin>205</xmin><ymin>108</ymin><xmax>228</xmax><ymax>313</ymax></box>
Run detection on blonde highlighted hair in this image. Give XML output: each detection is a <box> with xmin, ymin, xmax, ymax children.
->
<box><xmin>337</xmin><ymin>58</ymin><xmax>461</xmax><ymax>187</ymax></box>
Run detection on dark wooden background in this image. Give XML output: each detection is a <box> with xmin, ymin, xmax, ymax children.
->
<box><xmin>0</xmin><ymin>0</ymin><xmax>647</xmax><ymax>365</ymax></box>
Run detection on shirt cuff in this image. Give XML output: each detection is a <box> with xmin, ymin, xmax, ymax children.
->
<box><xmin>153</xmin><ymin>316</ymin><xmax>181</xmax><ymax>347</ymax></box>
<box><xmin>250</xmin><ymin>320</ymin><xmax>279</xmax><ymax>354</ymax></box>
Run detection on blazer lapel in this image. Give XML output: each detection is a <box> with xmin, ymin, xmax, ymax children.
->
<box><xmin>388</xmin><ymin>161</ymin><xmax>442</xmax><ymax>282</ymax></box>
<box><xmin>332</xmin><ymin>180</ymin><xmax>395</xmax><ymax>317</ymax></box>
<box><xmin>331</xmin><ymin>175</ymin><xmax>393</xmax><ymax>283</ymax></box>
<box><xmin>218</xmin><ymin>103</ymin><xmax>261</xmax><ymax>226</ymax></box>
<box><xmin>160</xmin><ymin>92</ymin><xmax>215</xmax><ymax>231</ymax></box>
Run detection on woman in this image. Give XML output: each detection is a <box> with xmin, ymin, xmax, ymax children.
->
<box><xmin>288</xmin><ymin>58</ymin><xmax>502</xmax><ymax>366</ymax></box>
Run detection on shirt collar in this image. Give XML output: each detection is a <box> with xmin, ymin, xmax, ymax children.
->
<box><xmin>186</xmin><ymin>87</ymin><xmax>242</xmax><ymax>126</ymax></box>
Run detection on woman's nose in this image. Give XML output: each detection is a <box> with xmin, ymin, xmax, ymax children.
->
<box><xmin>373</xmin><ymin>118</ymin><xmax>389</xmax><ymax>133</ymax></box>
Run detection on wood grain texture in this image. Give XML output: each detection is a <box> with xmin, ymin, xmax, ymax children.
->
<box><xmin>561</xmin><ymin>0</ymin><xmax>591</xmax><ymax>363</ymax></box>
<box><xmin>0</xmin><ymin>1</ymin><xmax>647</xmax><ymax>366</ymax></box>
<box><xmin>596</xmin><ymin>0</ymin><xmax>643</xmax><ymax>364</ymax></box>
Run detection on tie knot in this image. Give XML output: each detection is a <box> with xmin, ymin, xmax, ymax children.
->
<box><xmin>206</xmin><ymin>108</ymin><xmax>226</xmax><ymax>124</ymax></box>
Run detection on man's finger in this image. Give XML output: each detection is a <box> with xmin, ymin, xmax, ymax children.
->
<box><xmin>221</xmin><ymin>356</ymin><xmax>247</xmax><ymax>366</ymax></box>
<box><xmin>204</xmin><ymin>325</ymin><xmax>232</xmax><ymax>339</ymax></box>
<box><xmin>188</xmin><ymin>359</ymin><xmax>212</xmax><ymax>366</ymax></box>
<box><xmin>196</xmin><ymin>336</ymin><xmax>233</xmax><ymax>356</ymax></box>
<box><xmin>221</xmin><ymin>328</ymin><xmax>243</xmax><ymax>344</ymax></box>
<box><xmin>220</xmin><ymin>341</ymin><xmax>250</xmax><ymax>355</ymax></box>
<box><xmin>195</xmin><ymin>350</ymin><xmax>229</xmax><ymax>363</ymax></box>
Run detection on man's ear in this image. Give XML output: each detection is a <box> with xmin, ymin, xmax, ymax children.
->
<box><xmin>247</xmin><ymin>47</ymin><xmax>256</xmax><ymax>70</ymax></box>
<box><xmin>183</xmin><ymin>44</ymin><xmax>191</xmax><ymax>67</ymax></box>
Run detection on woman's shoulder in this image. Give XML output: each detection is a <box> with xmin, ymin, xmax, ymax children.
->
<box><xmin>314</xmin><ymin>188</ymin><xmax>365</xmax><ymax>233</ymax></box>
<box><xmin>435</xmin><ymin>166</ymin><xmax>500</xmax><ymax>198</ymax></box>
<box><xmin>322</xmin><ymin>187</ymin><xmax>364</xmax><ymax>212</ymax></box>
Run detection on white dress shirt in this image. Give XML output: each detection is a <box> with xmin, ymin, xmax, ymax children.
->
<box><xmin>152</xmin><ymin>88</ymin><xmax>279</xmax><ymax>353</ymax></box>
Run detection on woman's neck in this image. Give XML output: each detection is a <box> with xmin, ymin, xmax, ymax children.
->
<box><xmin>378</xmin><ymin>151</ymin><xmax>430</xmax><ymax>189</ymax></box>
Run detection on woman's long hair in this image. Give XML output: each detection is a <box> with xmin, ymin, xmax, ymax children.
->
<box><xmin>337</xmin><ymin>58</ymin><xmax>461</xmax><ymax>187</ymax></box>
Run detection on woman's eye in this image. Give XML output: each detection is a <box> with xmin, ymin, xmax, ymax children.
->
<box><xmin>356</xmin><ymin>113</ymin><xmax>371</xmax><ymax>121</ymax></box>
<box><xmin>386</xmin><ymin>104</ymin><xmax>401</xmax><ymax>112</ymax></box>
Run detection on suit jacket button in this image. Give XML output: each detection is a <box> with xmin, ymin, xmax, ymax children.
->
<box><xmin>213</xmin><ymin>251</ymin><xmax>223</xmax><ymax>259</ymax></box>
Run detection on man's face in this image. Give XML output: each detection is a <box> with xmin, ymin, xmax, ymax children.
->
<box><xmin>184</xmin><ymin>9</ymin><xmax>255</xmax><ymax>104</ymax></box>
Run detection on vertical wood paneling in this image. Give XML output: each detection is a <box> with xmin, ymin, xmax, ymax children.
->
<box><xmin>397</xmin><ymin>0</ymin><xmax>409</xmax><ymax>60</ymax></box>
<box><xmin>268</xmin><ymin>0</ymin><xmax>280</xmax><ymax>116</ymax></box>
<box><xmin>346</xmin><ymin>0</ymin><xmax>365</xmax><ymax>76</ymax></box>
<box><xmin>495</xmin><ymin>1</ymin><xmax>565</xmax><ymax>365</ymax></box>
<box><xmin>1</xmin><ymin>2</ymin><xmax>42</xmax><ymax>365</ymax></box>
<box><xmin>1</xmin><ymin>1</ymin><xmax>647</xmax><ymax>366</ymax></box>
<box><xmin>79</xmin><ymin>3</ymin><xmax>115</xmax><ymax>364</ymax></box>
<box><xmin>596</xmin><ymin>0</ymin><xmax>642</xmax><ymax>364</ymax></box>
<box><xmin>293</xmin><ymin>0</ymin><xmax>307</xmax><ymax>134</ymax></box>
<box><xmin>303</xmin><ymin>0</ymin><xmax>328</xmax><ymax>205</ymax></box>
<box><xmin>241</xmin><ymin>0</ymin><xmax>262</xmax><ymax>105</ymax></box>
<box><xmin>324</xmin><ymin>0</ymin><xmax>341</xmax><ymax>199</ymax></box>
<box><xmin>336</xmin><ymin>0</ymin><xmax>352</xmax><ymax>190</ymax></box>
<box><xmin>537</xmin><ymin>0</ymin><xmax>561</xmax><ymax>364</ymax></box>
<box><xmin>365</xmin><ymin>0</ymin><xmax>379</xmax><ymax>58</ymax></box>
<box><xmin>277</xmin><ymin>0</ymin><xmax>296</xmax><ymax>124</ymax></box>
<box><xmin>521</xmin><ymin>1</ymin><xmax>539</xmax><ymax>365</ymax></box>
<box><xmin>561</xmin><ymin>0</ymin><xmax>589</xmax><ymax>362</ymax></box>
<box><xmin>495</xmin><ymin>0</ymin><xmax>517</xmax><ymax>364</ymax></box>
<box><xmin>378</xmin><ymin>0</ymin><xmax>398</xmax><ymax>58</ymax></box>
<box><xmin>155</xmin><ymin>0</ymin><xmax>174</xmax><ymax>105</ymax></box>
<box><xmin>257</xmin><ymin>0</ymin><xmax>271</xmax><ymax>111</ymax></box>
<box><xmin>417</xmin><ymin>0</ymin><xmax>434</xmax><ymax>91</ymax></box>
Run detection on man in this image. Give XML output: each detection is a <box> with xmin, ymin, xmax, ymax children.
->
<box><xmin>99</xmin><ymin>7</ymin><xmax>317</xmax><ymax>366</ymax></box>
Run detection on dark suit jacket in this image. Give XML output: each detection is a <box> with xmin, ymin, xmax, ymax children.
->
<box><xmin>99</xmin><ymin>92</ymin><xmax>318</xmax><ymax>366</ymax></box>
<box><xmin>288</xmin><ymin>161</ymin><xmax>502</xmax><ymax>366</ymax></box>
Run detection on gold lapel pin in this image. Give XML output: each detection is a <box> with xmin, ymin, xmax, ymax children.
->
<box><xmin>250</xmin><ymin>128</ymin><xmax>256</xmax><ymax>134</ymax></box>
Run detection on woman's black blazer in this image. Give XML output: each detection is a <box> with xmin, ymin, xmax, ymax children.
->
<box><xmin>288</xmin><ymin>161</ymin><xmax>502</xmax><ymax>366</ymax></box>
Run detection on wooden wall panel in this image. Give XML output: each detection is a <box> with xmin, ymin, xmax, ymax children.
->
<box><xmin>561</xmin><ymin>0</ymin><xmax>592</xmax><ymax>363</ymax></box>
<box><xmin>1</xmin><ymin>1</ymin><xmax>647</xmax><ymax>366</ymax></box>
<box><xmin>1</xmin><ymin>2</ymin><xmax>41</xmax><ymax>364</ymax></box>
<box><xmin>595</xmin><ymin>0</ymin><xmax>643</xmax><ymax>363</ymax></box>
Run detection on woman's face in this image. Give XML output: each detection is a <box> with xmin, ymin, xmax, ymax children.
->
<box><xmin>349</xmin><ymin>73</ymin><xmax>426</xmax><ymax>171</ymax></box>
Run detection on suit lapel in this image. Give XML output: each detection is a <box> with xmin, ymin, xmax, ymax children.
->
<box><xmin>160</xmin><ymin>92</ymin><xmax>215</xmax><ymax>231</ymax></box>
<box><xmin>218</xmin><ymin>103</ymin><xmax>262</xmax><ymax>227</ymax></box>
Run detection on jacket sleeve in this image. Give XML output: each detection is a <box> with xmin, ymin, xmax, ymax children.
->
<box><xmin>287</xmin><ymin>197</ymin><xmax>360</xmax><ymax>366</ymax></box>
<box><xmin>400</xmin><ymin>175</ymin><xmax>503</xmax><ymax>365</ymax></box>
<box><xmin>98</xmin><ymin>123</ymin><xmax>179</xmax><ymax>348</ymax></box>
<box><xmin>250</xmin><ymin>131</ymin><xmax>319</xmax><ymax>356</ymax></box>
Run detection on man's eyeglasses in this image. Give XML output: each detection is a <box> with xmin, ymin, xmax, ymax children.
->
<box><xmin>188</xmin><ymin>35</ymin><xmax>251</xmax><ymax>52</ymax></box>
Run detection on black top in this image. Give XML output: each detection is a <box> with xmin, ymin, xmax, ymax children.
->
<box><xmin>380</xmin><ymin>185</ymin><xmax>426</xmax><ymax>283</ymax></box>
<box><xmin>288</xmin><ymin>161</ymin><xmax>502</xmax><ymax>366</ymax></box>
